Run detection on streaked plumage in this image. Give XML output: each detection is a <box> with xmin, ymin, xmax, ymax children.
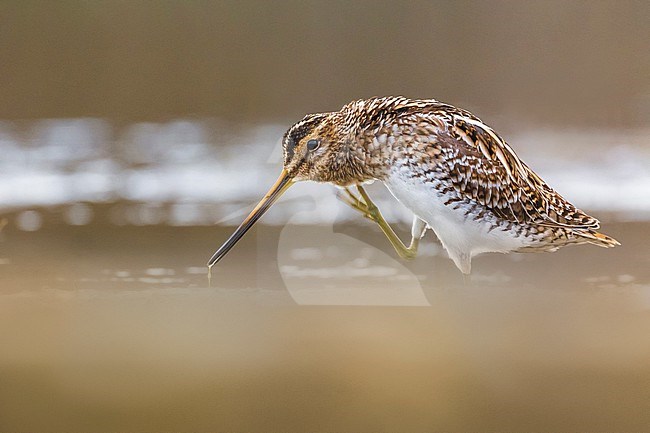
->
<box><xmin>208</xmin><ymin>96</ymin><xmax>619</xmax><ymax>274</ymax></box>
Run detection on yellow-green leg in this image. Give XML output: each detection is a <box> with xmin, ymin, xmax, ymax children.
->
<box><xmin>337</xmin><ymin>185</ymin><xmax>426</xmax><ymax>260</ymax></box>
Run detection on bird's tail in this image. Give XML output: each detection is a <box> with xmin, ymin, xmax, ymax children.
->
<box><xmin>573</xmin><ymin>229</ymin><xmax>620</xmax><ymax>248</ymax></box>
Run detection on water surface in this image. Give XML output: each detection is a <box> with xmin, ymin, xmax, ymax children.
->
<box><xmin>1</xmin><ymin>221</ymin><xmax>649</xmax><ymax>432</ymax></box>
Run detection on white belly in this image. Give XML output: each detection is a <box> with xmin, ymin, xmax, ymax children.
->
<box><xmin>383</xmin><ymin>172</ymin><xmax>531</xmax><ymax>273</ymax></box>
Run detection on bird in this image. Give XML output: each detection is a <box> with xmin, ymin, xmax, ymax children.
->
<box><xmin>207</xmin><ymin>96</ymin><xmax>619</xmax><ymax>274</ymax></box>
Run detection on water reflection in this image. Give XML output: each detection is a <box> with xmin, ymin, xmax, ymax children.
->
<box><xmin>15</xmin><ymin>209</ymin><xmax>42</xmax><ymax>231</ymax></box>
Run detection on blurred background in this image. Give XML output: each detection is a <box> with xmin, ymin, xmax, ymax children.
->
<box><xmin>1</xmin><ymin>1</ymin><xmax>649</xmax><ymax>432</ymax></box>
<box><xmin>0</xmin><ymin>0</ymin><xmax>649</xmax><ymax>226</ymax></box>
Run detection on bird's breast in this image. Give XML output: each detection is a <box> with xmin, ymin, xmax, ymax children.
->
<box><xmin>383</xmin><ymin>170</ymin><xmax>533</xmax><ymax>258</ymax></box>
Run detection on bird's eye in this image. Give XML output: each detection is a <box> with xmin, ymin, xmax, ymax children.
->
<box><xmin>306</xmin><ymin>139</ymin><xmax>320</xmax><ymax>151</ymax></box>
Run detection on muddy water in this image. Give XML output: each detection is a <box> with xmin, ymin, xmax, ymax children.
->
<box><xmin>1</xmin><ymin>218</ymin><xmax>649</xmax><ymax>432</ymax></box>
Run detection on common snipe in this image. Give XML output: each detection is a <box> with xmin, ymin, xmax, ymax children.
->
<box><xmin>208</xmin><ymin>96</ymin><xmax>619</xmax><ymax>274</ymax></box>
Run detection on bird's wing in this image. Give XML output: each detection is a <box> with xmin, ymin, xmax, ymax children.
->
<box><xmin>411</xmin><ymin>107</ymin><xmax>600</xmax><ymax>229</ymax></box>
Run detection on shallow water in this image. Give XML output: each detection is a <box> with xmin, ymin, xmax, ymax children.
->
<box><xmin>1</xmin><ymin>63</ymin><xmax>648</xmax><ymax>433</ymax></box>
<box><xmin>1</xmin><ymin>219</ymin><xmax>649</xmax><ymax>432</ymax></box>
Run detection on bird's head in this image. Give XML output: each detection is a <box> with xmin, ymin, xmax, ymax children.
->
<box><xmin>207</xmin><ymin>110</ymin><xmax>375</xmax><ymax>268</ymax></box>
<box><xmin>281</xmin><ymin>112</ymin><xmax>364</xmax><ymax>184</ymax></box>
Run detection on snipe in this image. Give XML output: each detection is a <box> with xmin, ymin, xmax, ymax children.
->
<box><xmin>208</xmin><ymin>96</ymin><xmax>619</xmax><ymax>274</ymax></box>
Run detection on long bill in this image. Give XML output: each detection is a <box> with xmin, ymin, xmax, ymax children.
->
<box><xmin>207</xmin><ymin>170</ymin><xmax>295</xmax><ymax>268</ymax></box>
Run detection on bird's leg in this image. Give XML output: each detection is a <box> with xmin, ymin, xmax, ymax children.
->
<box><xmin>337</xmin><ymin>185</ymin><xmax>426</xmax><ymax>260</ymax></box>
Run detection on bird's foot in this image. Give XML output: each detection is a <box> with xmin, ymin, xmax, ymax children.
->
<box><xmin>336</xmin><ymin>186</ymin><xmax>381</xmax><ymax>223</ymax></box>
<box><xmin>337</xmin><ymin>185</ymin><xmax>419</xmax><ymax>260</ymax></box>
